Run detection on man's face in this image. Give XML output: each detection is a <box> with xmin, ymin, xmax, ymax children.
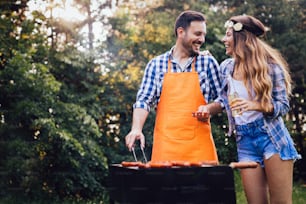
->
<box><xmin>181</xmin><ymin>21</ymin><xmax>206</xmax><ymax>56</ymax></box>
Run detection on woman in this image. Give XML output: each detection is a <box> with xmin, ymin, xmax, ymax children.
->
<box><xmin>219</xmin><ymin>15</ymin><xmax>301</xmax><ymax>203</ymax></box>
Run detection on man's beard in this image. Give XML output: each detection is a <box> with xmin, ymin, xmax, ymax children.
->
<box><xmin>182</xmin><ymin>40</ymin><xmax>201</xmax><ymax>57</ymax></box>
<box><xmin>190</xmin><ymin>51</ymin><xmax>199</xmax><ymax>57</ymax></box>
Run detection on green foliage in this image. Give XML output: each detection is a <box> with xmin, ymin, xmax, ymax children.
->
<box><xmin>30</xmin><ymin>102</ymin><xmax>108</xmax><ymax>199</ymax></box>
<box><xmin>0</xmin><ymin>48</ymin><xmax>108</xmax><ymax>202</ymax></box>
<box><xmin>0</xmin><ymin>1</ymin><xmax>109</xmax><ymax>201</ymax></box>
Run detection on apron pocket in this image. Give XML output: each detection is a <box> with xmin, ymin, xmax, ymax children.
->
<box><xmin>166</xmin><ymin>115</ymin><xmax>197</xmax><ymax>140</ymax></box>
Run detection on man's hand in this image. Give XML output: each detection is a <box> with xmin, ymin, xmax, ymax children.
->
<box><xmin>192</xmin><ymin>111</ymin><xmax>210</xmax><ymax>122</ymax></box>
<box><xmin>193</xmin><ymin>105</ymin><xmax>210</xmax><ymax>122</ymax></box>
<box><xmin>125</xmin><ymin>108</ymin><xmax>149</xmax><ymax>151</ymax></box>
<box><xmin>125</xmin><ymin>129</ymin><xmax>145</xmax><ymax>151</ymax></box>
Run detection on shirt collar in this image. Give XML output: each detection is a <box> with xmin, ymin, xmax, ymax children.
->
<box><xmin>169</xmin><ymin>46</ymin><xmax>194</xmax><ymax>71</ymax></box>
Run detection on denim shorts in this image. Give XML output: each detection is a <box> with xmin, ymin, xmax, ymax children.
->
<box><xmin>235</xmin><ymin>118</ymin><xmax>279</xmax><ymax>167</ymax></box>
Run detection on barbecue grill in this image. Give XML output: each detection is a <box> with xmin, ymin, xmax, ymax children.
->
<box><xmin>107</xmin><ymin>162</ymin><xmax>251</xmax><ymax>204</ymax></box>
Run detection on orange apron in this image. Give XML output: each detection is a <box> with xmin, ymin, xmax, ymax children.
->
<box><xmin>151</xmin><ymin>58</ymin><xmax>218</xmax><ymax>163</ymax></box>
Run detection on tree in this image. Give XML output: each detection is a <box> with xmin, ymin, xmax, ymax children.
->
<box><xmin>0</xmin><ymin>0</ymin><xmax>110</xmax><ymax>201</ymax></box>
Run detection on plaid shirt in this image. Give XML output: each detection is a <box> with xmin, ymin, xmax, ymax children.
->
<box><xmin>217</xmin><ymin>58</ymin><xmax>301</xmax><ymax>158</ymax></box>
<box><xmin>133</xmin><ymin>47</ymin><xmax>222</xmax><ymax>112</ymax></box>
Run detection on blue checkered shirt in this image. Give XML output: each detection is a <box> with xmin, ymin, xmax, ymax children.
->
<box><xmin>133</xmin><ymin>48</ymin><xmax>222</xmax><ymax>112</ymax></box>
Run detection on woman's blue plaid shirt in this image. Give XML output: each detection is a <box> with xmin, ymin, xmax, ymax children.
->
<box><xmin>216</xmin><ymin>58</ymin><xmax>301</xmax><ymax>159</ymax></box>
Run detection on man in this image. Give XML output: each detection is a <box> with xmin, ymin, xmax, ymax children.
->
<box><xmin>125</xmin><ymin>10</ymin><xmax>222</xmax><ymax>163</ymax></box>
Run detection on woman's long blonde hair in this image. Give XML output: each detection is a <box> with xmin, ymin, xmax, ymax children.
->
<box><xmin>230</xmin><ymin>15</ymin><xmax>292</xmax><ymax>112</ymax></box>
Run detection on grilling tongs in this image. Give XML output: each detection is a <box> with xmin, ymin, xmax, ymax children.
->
<box><xmin>131</xmin><ymin>143</ymin><xmax>148</xmax><ymax>163</ymax></box>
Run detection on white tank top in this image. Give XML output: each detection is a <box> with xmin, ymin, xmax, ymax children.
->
<box><xmin>229</xmin><ymin>76</ymin><xmax>263</xmax><ymax>125</ymax></box>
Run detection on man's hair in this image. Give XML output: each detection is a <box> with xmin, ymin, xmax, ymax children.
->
<box><xmin>174</xmin><ymin>10</ymin><xmax>206</xmax><ymax>37</ymax></box>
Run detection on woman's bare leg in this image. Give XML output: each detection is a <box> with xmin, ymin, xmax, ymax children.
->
<box><xmin>240</xmin><ymin>164</ymin><xmax>269</xmax><ymax>204</ymax></box>
<box><xmin>264</xmin><ymin>154</ymin><xmax>294</xmax><ymax>204</ymax></box>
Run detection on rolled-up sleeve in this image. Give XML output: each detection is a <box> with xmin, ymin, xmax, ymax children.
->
<box><xmin>133</xmin><ymin>59</ymin><xmax>157</xmax><ymax>112</ymax></box>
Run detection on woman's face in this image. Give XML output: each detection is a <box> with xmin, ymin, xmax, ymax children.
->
<box><xmin>222</xmin><ymin>28</ymin><xmax>234</xmax><ymax>56</ymax></box>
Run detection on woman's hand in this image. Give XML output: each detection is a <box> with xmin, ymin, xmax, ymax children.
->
<box><xmin>230</xmin><ymin>98</ymin><xmax>260</xmax><ymax>114</ymax></box>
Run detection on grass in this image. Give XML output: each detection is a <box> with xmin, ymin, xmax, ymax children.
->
<box><xmin>233</xmin><ymin>169</ymin><xmax>306</xmax><ymax>204</ymax></box>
